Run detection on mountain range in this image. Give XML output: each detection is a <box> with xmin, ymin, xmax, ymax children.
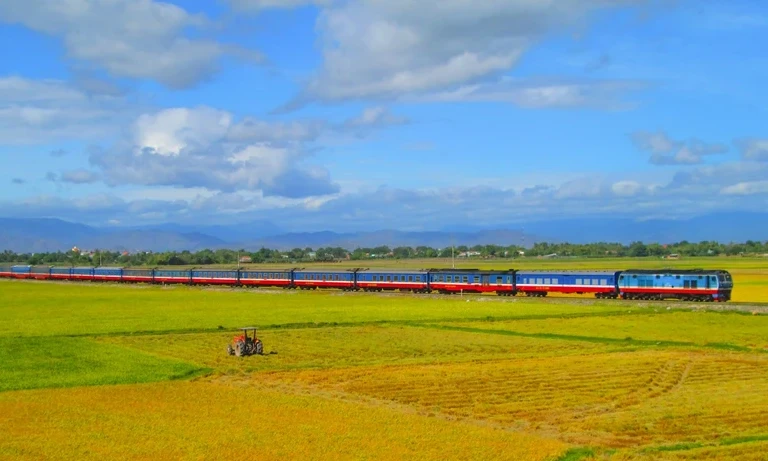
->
<box><xmin>0</xmin><ymin>212</ymin><xmax>766</xmax><ymax>253</ymax></box>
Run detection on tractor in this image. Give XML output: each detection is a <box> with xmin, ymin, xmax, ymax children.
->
<box><xmin>227</xmin><ymin>327</ymin><xmax>264</xmax><ymax>356</ymax></box>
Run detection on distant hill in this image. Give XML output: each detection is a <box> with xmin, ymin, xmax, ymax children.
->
<box><xmin>242</xmin><ymin>229</ymin><xmax>538</xmax><ymax>251</ymax></box>
<box><xmin>0</xmin><ymin>218</ymin><xmax>225</xmax><ymax>253</ymax></box>
<box><xmin>1</xmin><ymin>212</ymin><xmax>766</xmax><ymax>253</ymax></box>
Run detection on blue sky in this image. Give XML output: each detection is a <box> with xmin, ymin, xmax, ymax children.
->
<box><xmin>1</xmin><ymin>0</ymin><xmax>767</xmax><ymax>232</ymax></box>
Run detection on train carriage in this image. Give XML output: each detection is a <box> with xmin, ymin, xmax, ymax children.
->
<box><xmin>356</xmin><ymin>269</ymin><xmax>429</xmax><ymax>292</ymax></box>
<box><xmin>619</xmin><ymin>269</ymin><xmax>732</xmax><ymax>302</ymax></box>
<box><xmin>293</xmin><ymin>269</ymin><xmax>355</xmax><ymax>290</ymax></box>
<box><xmin>50</xmin><ymin>267</ymin><xmax>72</xmax><ymax>280</ymax></box>
<box><xmin>11</xmin><ymin>265</ymin><xmax>32</xmax><ymax>279</ymax></box>
<box><xmin>516</xmin><ymin>270</ymin><xmax>620</xmax><ymax>298</ymax></box>
<box><xmin>239</xmin><ymin>269</ymin><xmax>293</xmax><ymax>288</ymax></box>
<box><xmin>30</xmin><ymin>265</ymin><xmax>51</xmax><ymax>280</ymax></box>
<box><xmin>71</xmin><ymin>266</ymin><xmax>95</xmax><ymax>281</ymax></box>
<box><xmin>0</xmin><ymin>264</ymin><xmax>12</xmax><ymax>278</ymax></box>
<box><xmin>153</xmin><ymin>269</ymin><xmax>191</xmax><ymax>284</ymax></box>
<box><xmin>122</xmin><ymin>268</ymin><xmax>154</xmax><ymax>283</ymax></box>
<box><xmin>93</xmin><ymin>267</ymin><xmax>123</xmax><ymax>282</ymax></box>
<box><xmin>191</xmin><ymin>269</ymin><xmax>239</xmax><ymax>286</ymax></box>
<box><xmin>428</xmin><ymin>269</ymin><xmax>515</xmax><ymax>295</ymax></box>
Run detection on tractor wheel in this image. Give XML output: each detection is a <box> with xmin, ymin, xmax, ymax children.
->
<box><xmin>235</xmin><ymin>342</ymin><xmax>245</xmax><ymax>357</ymax></box>
<box><xmin>227</xmin><ymin>344</ymin><xmax>234</xmax><ymax>356</ymax></box>
<box><xmin>255</xmin><ymin>341</ymin><xmax>264</xmax><ymax>355</ymax></box>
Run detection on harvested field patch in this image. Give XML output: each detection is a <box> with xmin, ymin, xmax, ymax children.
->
<box><xmin>0</xmin><ymin>381</ymin><xmax>567</xmax><ymax>461</ymax></box>
<box><xmin>443</xmin><ymin>311</ymin><xmax>768</xmax><ymax>350</ymax></box>
<box><xmin>100</xmin><ymin>325</ymin><xmax>635</xmax><ymax>373</ymax></box>
<box><xmin>252</xmin><ymin>350</ymin><xmax>768</xmax><ymax>449</ymax></box>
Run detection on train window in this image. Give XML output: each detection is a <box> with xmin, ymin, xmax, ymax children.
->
<box><xmin>536</xmin><ymin>278</ymin><xmax>543</xmax><ymax>284</ymax></box>
<box><xmin>463</xmin><ymin>276</ymin><xmax>468</xmax><ymax>283</ymax></box>
<box><xmin>711</xmin><ymin>276</ymin><xmax>717</xmax><ymax>282</ymax></box>
<box><xmin>544</xmin><ymin>278</ymin><xmax>550</xmax><ymax>284</ymax></box>
<box><xmin>633</xmin><ymin>275</ymin><xmax>637</xmax><ymax>279</ymax></box>
<box><xmin>408</xmin><ymin>275</ymin><xmax>413</xmax><ymax>282</ymax></box>
<box><xmin>576</xmin><ymin>278</ymin><xmax>582</xmax><ymax>284</ymax></box>
<box><xmin>386</xmin><ymin>276</ymin><xmax>391</xmax><ymax>282</ymax></box>
<box><xmin>552</xmin><ymin>278</ymin><xmax>558</xmax><ymax>285</ymax></box>
<box><xmin>619</xmin><ymin>275</ymin><xmax>624</xmax><ymax>281</ymax></box>
<box><xmin>593</xmin><ymin>279</ymin><xmax>599</xmax><ymax>285</ymax></box>
<box><xmin>676</xmin><ymin>275</ymin><xmax>680</xmax><ymax>279</ymax></box>
<box><xmin>601</xmin><ymin>279</ymin><xmax>607</xmax><ymax>285</ymax></box>
<box><xmin>656</xmin><ymin>275</ymin><xmax>660</xmax><ymax>279</ymax></box>
<box><xmin>584</xmin><ymin>279</ymin><xmax>591</xmax><ymax>285</ymax></box>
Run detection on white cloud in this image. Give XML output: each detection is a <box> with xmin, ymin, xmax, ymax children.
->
<box><xmin>421</xmin><ymin>78</ymin><xmax>645</xmax><ymax>109</ymax></box>
<box><xmin>88</xmin><ymin>107</ymin><xmax>339</xmax><ymax>198</ymax></box>
<box><xmin>721</xmin><ymin>180</ymin><xmax>768</xmax><ymax>196</ymax></box>
<box><xmin>228</xmin><ymin>0</ymin><xmax>330</xmax><ymax>10</ymax></box>
<box><xmin>60</xmin><ymin>169</ymin><xmax>101</xmax><ymax>184</ymax></box>
<box><xmin>631</xmin><ymin>130</ymin><xmax>728</xmax><ymax>165</ymax></box>
<box><xmin>737</xmin><ymin>138</ymin><xmax>768</xmax><ymax>161</ymax></box>
<box><xmin>287</xmin><ymin>0</ymin><xmax>647</xmax><ymax>105</ymax></box>
<box><xmin>134</xmin><ymin>107</ymin><xmax>233</xmax><ymax>156</ymax></box>
<box><xmin>0</xmin><ymin>77</ymin><xmax>132</xmax><ymax>144</ymax></box>
<box><xmin>0</xmin><ymin>0</ymin><xmax>260</xmax><ymax>88</ymax></box>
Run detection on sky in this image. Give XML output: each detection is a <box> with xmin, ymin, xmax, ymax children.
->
<box><xmin>1</xmin><ymin>0</ymin><xmax>767</xmax><ymax>232</ymax></box>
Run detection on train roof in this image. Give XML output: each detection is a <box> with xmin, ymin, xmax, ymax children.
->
<box><xmin>356</xmin><ymin>268</ymin><xmax>430</xmax><ymax>274</ymax></box>
<box><xmin>621</xmin><ymin>269</ymin><xmax>728</xmax><ymax>274</ymax></box>
<box><xmin>515</xmin><ymin>270</ymin><xmax>619</xmax><ymax>274</ymax></box>
<box><xmin>426</xmin><ymin>268</ymin><xmax>514</xmax><ymax>273</ymax></box>
<box><xmin>292</xmin><ymin>268</ymin><xmax>357</xmax><ymax>273</ymax></box>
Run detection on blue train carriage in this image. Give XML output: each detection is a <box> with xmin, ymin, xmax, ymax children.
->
<box><xmin>515</xmin><ymin>270</ymin><xmax>621</xmax><ymax>298</ymax></box>
<box><xmin>191</xmin><ymin>269</ymin><xmax>239</xmax><ymax>286</ymax></box>
<box><xmin>153</xmin><ymin>268</ymin><xmax>192</xmax><ymax>284</ymax></box>
<box><xmin>93</xmin><ymin>267</ymin><xmax>123</xmax><ymax>282</ymax></box>
<box><xmin>10</xmin><ymin>264</ymin><xmax>32</xmax><ymax>279</ymax></box>
<box><xmin>428</xmin><ymin>269</ymin><xmax>515</xmax><ymax>295</ymax></box>
<box><xmin>50</xmin><ymin>266</ymin><xmax>72</xmax><ymax>280</ymax></box>
<box><xmin>619</xmin><ymin>269</ymin><xmax>732</xmax><ymax>302</ymax></box>
<box><xmin>356</xmin><ymin>269</ymin><xmax>430</xmax><ymax>293</ymax></box>
<box><xmin>239</xmin><ymin>269</ymin><xmax>293</xmax><ymax>288</ymax></box>
<box><xmin>293</xmin><ymin>269</ymin><xmax>356</xmax><ymax>290</ymax></box>
<box><xmin>71</xmin><ymin>266</ymin><xmax>95</xmax><ymax>281</ymax></box>
<box><xmin>0</xmin><ymin>264</ymin><xmax>12</xmax><ymax>278</ymax></box>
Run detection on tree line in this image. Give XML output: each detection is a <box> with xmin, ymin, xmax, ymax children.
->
<box><xmin>1</xmin><ymin>240</ymin><xmax>766</xmax><ymax>266</ymax></box>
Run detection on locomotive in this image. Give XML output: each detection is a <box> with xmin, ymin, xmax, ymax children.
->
<box><xmin>0</xmin><ymin>264</ymin><xmax>733</xmax><ymax>302</ymax></box>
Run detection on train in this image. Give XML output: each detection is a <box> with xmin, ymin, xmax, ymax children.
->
<box><xmin>0</xmin><ymin>264</ymin><xmax>733</xmax><ymax>302</ymax></box>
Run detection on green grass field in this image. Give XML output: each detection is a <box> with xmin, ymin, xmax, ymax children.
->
<box><xmin>1</xmin><ymin>257</ymin><xmax>766</xmax><ymax>460</ymax></box>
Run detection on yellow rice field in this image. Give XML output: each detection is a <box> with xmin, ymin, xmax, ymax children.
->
<box><xmin>1</xmin><ymin>257</ymin><xmax>767</xmax><ymax>460</ymax></box>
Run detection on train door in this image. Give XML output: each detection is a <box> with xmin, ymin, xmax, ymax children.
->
<box><xmin>482</xmin><ymin>275</ymin><xmax>489</xmax><ymax>286</ymax></box>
